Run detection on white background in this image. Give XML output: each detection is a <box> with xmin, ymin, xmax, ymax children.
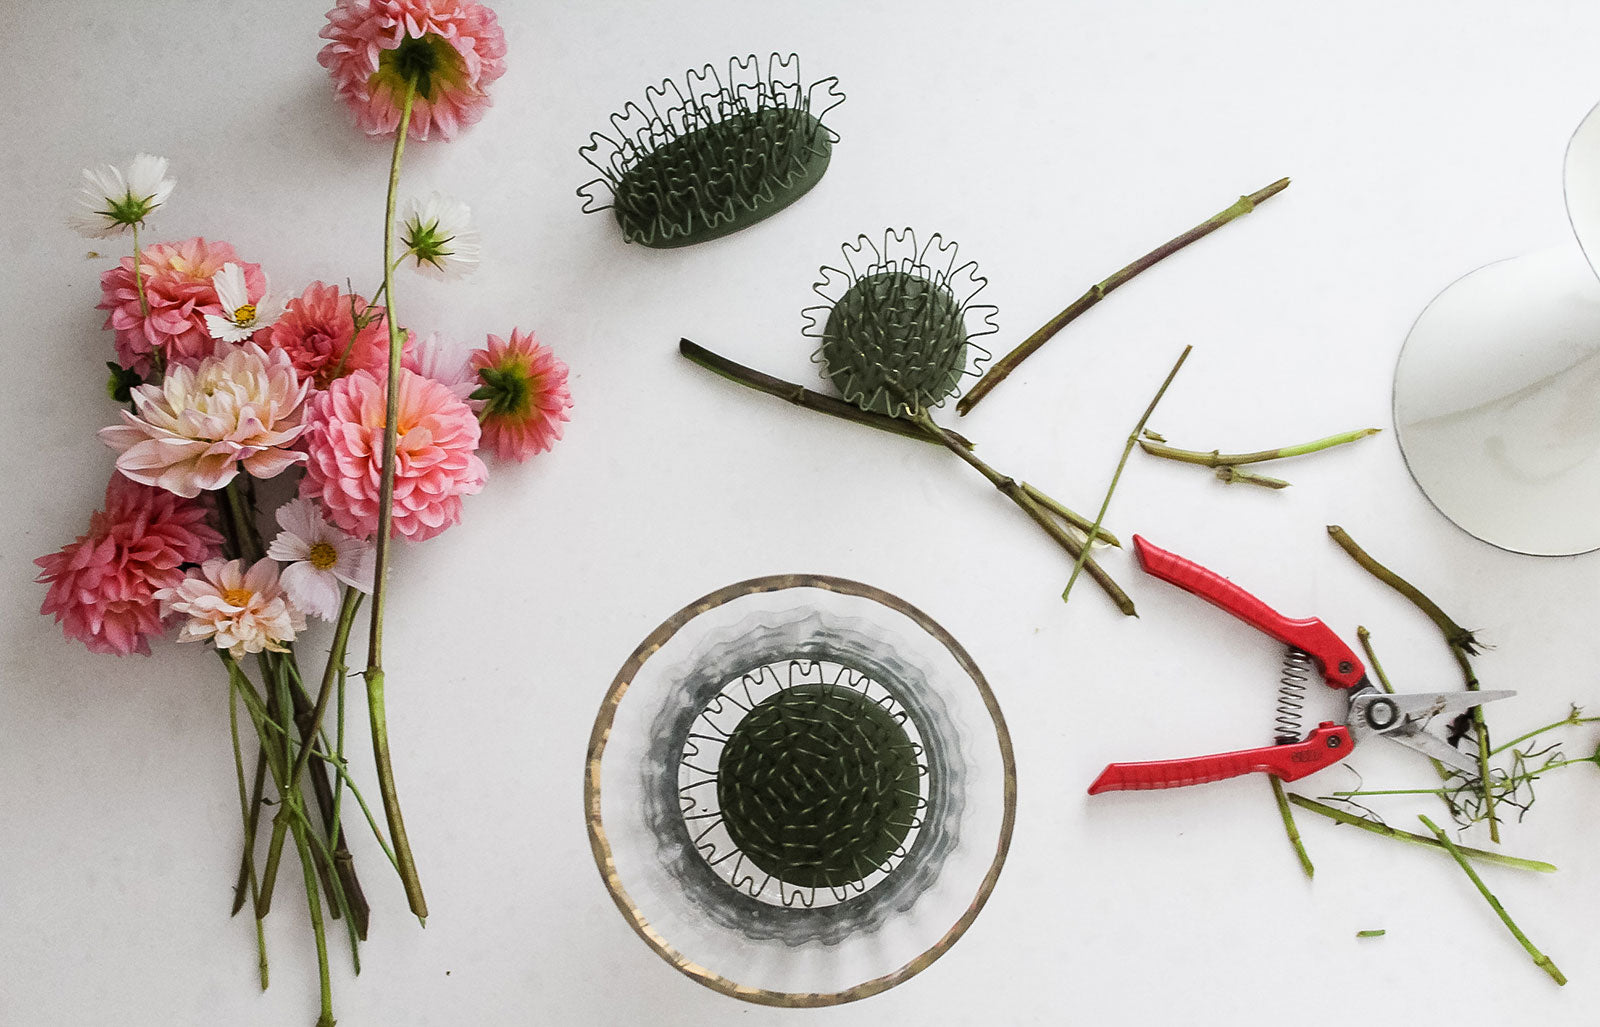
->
<box><xmin>4</xmin><ymin>1</ymin><xmax>1600</xmax><ymax>1024</ymax></box>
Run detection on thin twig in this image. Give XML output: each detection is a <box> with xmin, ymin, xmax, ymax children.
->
<box><xmin>1327</xmin><ymin>524</ymin><xmax>1497</xmax><ymax>841</ymax></box>
<box><xmin>1062</xmin><ymin>346</ymin><xmax>1190</xmax><ymax>602</ymax></box>
<box><xmin>1287</xmin><ymin>795</ymin><xmax>1554</xmax><ymax>873</ymax></box>
<box><xmin>957</xmin><ymin>177</ymin><xmax>1289</xmax><ymax>414</ymax></box>
<box><xmin>1418</xmin><ymin>815</ymin><xmax>1566</xmax><ymax>986</ymax></box>
<box><xmin>1271</xmin><ymin>777</ymin><xmax>1314</xmax><ymax>878</ymax></box>
<box><xmin>1214</xmin><ymin>466</ymin><xmax>1290</xmax><ymax>489</ymax></box>
<box><xmin>679</xmin><ymin>338</ymin><xmax>974</xmax><ymax>448</ymax></box>
<box><xmin>1020</xmin><ymin>483</ymin><xmax>1121</xmax><ymax>546</ymax></box>
<box><xmin>1139</xmin><ymin>428</ymin><xmax>1381</xmax><ymax>467</ymax></box>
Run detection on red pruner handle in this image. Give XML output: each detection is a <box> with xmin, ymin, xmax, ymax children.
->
<box><xmin>1088</xmin><ymin>723</ymin><xmax>1353</xmax><ymax>794</ymax></box>
<box><xmin>1132</xmin><ymin>535</ymin><xmax>1366</xmax><ymax>690</ymax></box>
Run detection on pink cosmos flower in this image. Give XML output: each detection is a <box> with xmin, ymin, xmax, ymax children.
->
<box><xmin>100</xmin><ymin>343</ymin><xmax>310</xmax><ymax>498</ymax></box>
<box><xmin>99</xmin><ymin>237</ymin><xmax>266</xmax><ymax>375</ymax></box>
<box><xmin>34</xmin><ymin>475</ymin><xmax>223</xmax><ymax>656</ymax></box>
<box><xmin>318</xmin><ymin>0</ymin><xmax>508</xmax><ymax>142</ymax></box>
<box><xmin>265</xmin><ymin>281</ymin><xmax>410</xmax><ymax>389</ymax></box>
<box><xmin>468</xmin><ymin>328</ymin><xmax>572</xmax><ymax>461</ymax></box>
<box><xmin>301</xmin><ymin>368</ymin><xmax>487</xmax><ymax>542</ymax></box>
<box><xmin>156</xmin><ymin>558</ymin><xmax>306</xmax><ymax>659</ymax></box>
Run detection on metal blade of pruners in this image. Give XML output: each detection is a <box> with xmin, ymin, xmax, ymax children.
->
<box><xmin>1347</xmin><ymin>688</ymin><xmax>1516</xmax><ymax>775</ymax></box>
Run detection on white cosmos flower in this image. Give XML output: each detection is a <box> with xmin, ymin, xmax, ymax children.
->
<box><xmin>68</xmin><ymin>153</ymin><xmax>175</xmax><ymax>238</ymax></box>
<box><xmin>397</xmin><ymin>192</ymin><xmax>480</xmax><ymax>280</ymax></box>
<box><xmin>265</xmin><ymin>498</ymin><xmax>375</xmax><ymax>621</ymax></box>
<box><xmin>204</xmin><ymin>262</ymin><xmax>287</xmax><ymax>343</ymax></box>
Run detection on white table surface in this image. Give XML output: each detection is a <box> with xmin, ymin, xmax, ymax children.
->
<box><xmin>5</xmin><ymin>2</ymin><xmax>1600</xmax><ymax>1024</ymax></box>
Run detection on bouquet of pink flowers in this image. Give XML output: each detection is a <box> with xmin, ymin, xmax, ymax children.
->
<box><xmin>34</xmin><ymin>2</ymin><xmax>568</xmax><ymax>1023</ymax></box>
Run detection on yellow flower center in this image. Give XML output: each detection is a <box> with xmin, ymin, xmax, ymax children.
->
<box><xmin>308</xmin><ymin>541</ymin><xmax>339</xmax><ymax>571</ymax></box>
<box><xmin>222</xmin><ymin>587</ymin><xmax>254</xmax><ymax>608</ymax></box>
<box><xmin>233</xmin><ymin>303</ymin><xmax>257</xmax><ymax>324</ymax></box>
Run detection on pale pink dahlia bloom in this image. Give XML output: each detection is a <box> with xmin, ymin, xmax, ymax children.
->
<box><xmin>318</xmin><ymin>0</ymin><xmax>508</xmax><ymax>142</ymax></box>
<box><xmin>302</xmin><ymin>368</ymin><xmax>487</xmax><ymax>541</ymax></box>
<box><xmin>99</xmin><ymin>237</ymin><xmax>265</xmax><ymax>375</ymax></box>
<box><xmin>265</xmin><ymin>281</ymin><xmax>410</xmax><ymax>388</ymax></box>
<box><xmin>411</xmin><ymin>331</ymin><xmax>476</xmax><ymax>401</ymax></box>
<box><xmin>156</xmin><ymin>558</ymin><xmax>306</xmax><ymax>659</ymax></box>
<box><xmin>34</xmin><ymin>475</ymin><xmax>223</xmax><ymax>656</ymax></box>
<box><xmin>100</xmin><ymin>343</ymin><xmax>311</xmax><ymax>499</ymax></box>
<box><xmin>468</xmin><ymin>328</ymin><xmax>572</xmax><ymax>461</ymax></box>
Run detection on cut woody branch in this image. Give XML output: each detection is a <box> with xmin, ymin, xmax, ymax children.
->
<box><xmin>958</xmin><ymin>177</ymin><xmax>1289</xmax><ymax>415</ymax></box>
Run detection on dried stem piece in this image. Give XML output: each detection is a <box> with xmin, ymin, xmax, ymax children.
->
<box><xmin>680</xmin><ymin>338</ymin><xmax>972</xmax><ymax>449</ymax></box>
<box><xmin>1418</xmin><ymin>815</ymin><xmax>1566</xmax><ymax>986</ymax></box>
<box><xmin>1215</xmin><ymin>467</ymin><xmax>1289</xmax><ymax>489</ymax></box>
<box><xmin>680</xmin><ymin>338</ymin><xmax>1134</xmax><ymax>613</ymax></box>
<box><xmin>1286</xmin><ymin>795</ymin><xmax>1554</xmax><ymax>873</ymax></box>
<box><xmin>1327</xmin><ymin>524</ymin><xmax>1498</xmax><ymax>840</ymax></box>
<box><xmin>1062</xmin><ymin>346</ymin><xmax>1191</xmax><ymax>602</ymax></box>
<box><xmin>1020</xmin><ymin>483</ymin><xmax>1121</xmax><ymax>547</ymax></box>
<box><xmin>958</xmin><ymin>177</ymin><xmax>1289</xmax><ymax>414</ymax></box>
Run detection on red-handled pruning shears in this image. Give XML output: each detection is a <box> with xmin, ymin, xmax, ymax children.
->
<box><xmin>1088</xmin><ymin>535</ymin><xmax>1513</xmax><ymax>795</ymax></box>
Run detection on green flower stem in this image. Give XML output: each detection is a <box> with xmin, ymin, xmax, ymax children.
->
<box><xmin>231</xmin><ymin>749</ymin><xmax>268</xmax><ymax>918</ymax></box>
<box><xmin>679</xmin><ymin>338</ymin><xmax>975</xmax><ymax>449</ymax></box>
<box><xmin>1062</xmin><ymin>345</ymin><xmax>1190</xmax><ymax>603</ymax></box>
<box><xmin>910</xmin><ymin>408</ymin><xmax>1136</xmax><ymax>616</ymax></box>
<box><xmin>957</xmin><ymin>177</ymin><xmax>1289</xmax><ymax>415</ymax></box>
<box><xmin>229</xmin><ymin>686</ymin><xmax>270</xmax><ymax>990</ymax></box>
<box><xmin>1327</xmin><ymin>524</ymin><xmax>1498</xmax><ymax>841</ymax></box>
<box><xmin>365</xmin><ymin>74</ymin><xmax>429</xmax><ymax>923</ymax></box>
<box><xmin>1418</xmin><ymin>815</ymin><xmax>1566</xmax><ymax>986</ymax></box>
<box><xmin>1138</xmin><ymin>428</ymin><xmax>1381</xmax><ymax>467</ymax></box>
<box><xmin>1492</xmin><ymin>711</ymin><xmax>1600</xmax><ymax>757</ymax></box>
<box><xmin>1271</xmin><ymin>776</ymin><xmax>1314</xmax><ymax>878</ymax></box>
<box><xmin>1286</xmin><ymin>795</ymin><xmax>1554</xmax><ymax>873</ymax></box>
<box><xmin>131</xmin><ymin>221</ymin><xmax>149</xmax><ymax>318</ymax></box>
<box><xmin>1019</xmin><ymin>483</ymin><xmax>1121</xmax><ymax>547</ymax></box>
<box><xmin>288</xmin><ymin>591</ymin><xmax>363</xmax><ymax>807</ymax></box>
<box><xmin>290</xmin><ymin>815</ymin><xmax>337</xmax><ymax>1026</ymax></box>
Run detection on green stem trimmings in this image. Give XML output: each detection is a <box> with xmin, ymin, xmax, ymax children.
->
<box><xmin>1062</xmin><ymin>345</ymin><xmax>1190</xmax><ymax>603</ymax></box>
<box><xmin>365</xmin><ymin>74</ymin><xmax>429</xmax><ymax>922</ymax></box>
<box><xmin>1327</xmin><ymin>524</ymin><xmax>1497</xmax><ymax>840</ymax></box>
<box><xmin>1138</xmin><ymin>428</ymin><xmax>1381</xmax><ymax>468</ymax></box>
<box><xmin>957</xmin><ymin>177</ymin><xmax>1289</xmax><ymax>415</ymax></box>
<box><xmin>1418</xmin><ymin>815</ymin><xmax>1566</xmax><ymax>986</ymax></box>
<box><xmin>1271</xmin><ymin>776</ymin><xmax>1314</xmax><ymax>879</ymax></box>
<box><xmin>1286</xmin><ymin>795</ymin><xmax>1554</xmax><ymax>873</ymax></box>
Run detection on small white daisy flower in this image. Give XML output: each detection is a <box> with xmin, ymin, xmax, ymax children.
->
<box><xmin>397</xmin><ymin>192</ymin><xmax>481</xmax><ymax>280</ymax></box>
<box><xmin>204</xmin><ymin>262</ymin><xmax>286</xmax><ymax>343</ymax></box>
<box><xmin>68</xmin><ymin>153</ymin><xmax>175</xmax><ymax>239</ymax></box>
<box><xmin>265</xmin><ymin>497</ymin><xmax>375</xmax><ymax>621</ymax></box>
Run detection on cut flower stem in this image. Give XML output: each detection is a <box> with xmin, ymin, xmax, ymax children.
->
<box><xmin>366</xmin><ymin>74</ymin><xmax>429</xmax><ymax>923</ymax></box>
<box><xmin>957</xmin><ymin>177</ymin><xmax>1288</xmax><ymax>415</ymax></box>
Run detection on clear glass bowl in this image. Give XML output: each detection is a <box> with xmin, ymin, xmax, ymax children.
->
<box><xmin>584</xmin><ymin>574</ymin><xmax>1016</xmax><ymax>1005</ymax></box>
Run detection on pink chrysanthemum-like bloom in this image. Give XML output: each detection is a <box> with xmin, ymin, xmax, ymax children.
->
<box><xmin>265</xmin><ymin>281</ymin><xmax>410</xmax><ymax>388</ymax></box>
<box><xmin>99</xmin><ymin>238</ymin><xmax>266</xmax><ymax>375</ymax></box>
<box><xmin>156</xmin><ymin>558</ymin><xmax>306</xmax><ymax>659</ymax></box>
<box><xmin>302</xmin><ymin>368</ymin><xmax>487</xmax><ymax>541</ymax></box>
<box><xmin>100</xmin><ymin>343</ymin><xmax>311</xmax><ymax>499</ymax></box>
<box><xmin>34</xmin><ymin>475</ymin><xmax>223</xmax><ymax>656</ymax></box>
<box><xmin>468</xmin><ymin>328</ymin><xmax>572</xmax><ymax>462</ymax></box>
<box><xmin>318</xmin><ymin>0</ymin><xmax>508</xmax><ymax>142</ymax></box>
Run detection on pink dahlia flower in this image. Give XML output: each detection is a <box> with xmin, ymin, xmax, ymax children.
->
<box><xmin>265</xmin><ymin>281</ymin><xmax>410</xmax><ymax>388</ymax></box>
<box><xmin>468</xmin><ymin>328</ymin><xmax>572</xmax><ymax>461</ymax></box>
<box><xmin>100</xmin><ymin>237</ymin><xmax>266</xmax><ymax>375</ymax></box>
<box><xmin>100</xmin><ymin>343</ymin><xmax>311</xmax><ymax>498</ymax></box>
<box><xmin>302</xmin><ymin>368</ymin><xmax>487</xmax><ymax>541</ymax></box>
<box><xmin>156</xmin><ymin>558</ymin><xmax>306</xmax><ymax>659</ymax></box>
<box><xmin>318</xmin><ymin>0</ymin><xmax>508</xmax><ymax>142</ymax></box>
<box><xmin>34</xmin><ymin>475</ymin><xmax>223</xmax><ymax>656</ymax></box>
